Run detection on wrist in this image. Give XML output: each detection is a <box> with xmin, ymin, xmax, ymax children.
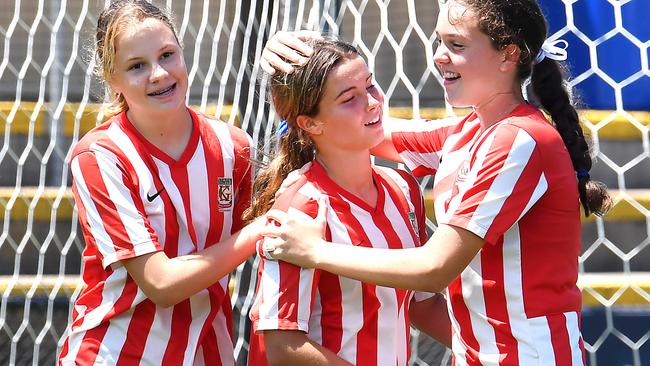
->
<box><xmin>312</xmin><ymin>239</ymin><xmax>329</xmax><ymax>267</ymax></box>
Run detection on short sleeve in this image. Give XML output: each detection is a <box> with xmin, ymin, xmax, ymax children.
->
<box><xmin>71</xmin><ymin>150</ymin><xmax>161</xmax><ymax>268</ymax></box>
<box><xmin>391</xmin><ymin>117</ymin><xmax>460</xmax><ymax>177</ymax></box>
<box><xmin>252</xmin><ymin>205</ymin><xmax>320</xmax><ymax>333</ymax></box>
<box><xmin>444</xmin><ymin>124</ymin><xmax>547</xmax><ymax>245</ymax></box>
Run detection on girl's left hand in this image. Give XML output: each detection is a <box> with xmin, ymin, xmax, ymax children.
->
<box><xmin>260</xmin><ymin>197</ymin><xmax>328</xmax><ymax>268</ymax></box>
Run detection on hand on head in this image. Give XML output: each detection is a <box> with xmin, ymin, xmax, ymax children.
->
<box><xmin>260</xmin><ymin>196</ymin><xmax>328</xmax><ymax>268</ymax></box>
<box><xmin>260</xmin><ymin>30</ymin><xmax>321</xmax><ymax>75</ymax></box>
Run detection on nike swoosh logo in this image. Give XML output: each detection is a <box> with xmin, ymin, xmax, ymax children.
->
<box><xmin>146</xmin><ymin>188</ymin><xmax>165</xmax><ymax>202</ymax></box>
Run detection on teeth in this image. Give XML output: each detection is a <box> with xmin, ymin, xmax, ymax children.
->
<box><xmin>149</xmin><ymin>84</ymin><xmax>174</xmax><ymax>96</ymax></box>
<box><xmin>442</xmin><ymin>71</ymin><xmax>460</xmax><ymax>79</ymax></box>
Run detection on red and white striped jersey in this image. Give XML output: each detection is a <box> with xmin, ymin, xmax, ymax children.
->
<box><xmin>248</xmin><ymin>161</ymin><xmax>431</xmax><ymax>366</ymax></box>
<box><xmin>59</xmin><ymin>109</ymin><xmax>253</xmax><ymax>366</ymax></box>
<box><xmin>392</xmin><ymin>103</ymin><xmax>585</xmax><ymax>366</ymax></box>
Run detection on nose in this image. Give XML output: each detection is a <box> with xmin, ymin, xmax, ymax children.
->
<box><xmin>367</xmin><ymin>89</ymin><xmax>382</xmax><ymax>111</ymax></box>
<box><xmin>150</xmin><ymin>62</ymin><xmax>168</xmax><ymax>83</ymax></box>
<box><xmin>433</xmin><ymin>42</ymin><xmax>450</xmax><ymax>66</ymax></box>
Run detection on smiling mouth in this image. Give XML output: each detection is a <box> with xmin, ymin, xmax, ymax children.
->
<box><xmin>148</xmin><ymin>83</ymin><xmax>176</xmax><ymax>96</ymax></box>
<box><xmin>441</xmin><ymin>71</ymin><xmax>461</xmax><ymax>81</ymax></box>
<box><xmin>364</xmin><ymin>117</ymin><xmax>381</xmax><ymax>126</ymax></box>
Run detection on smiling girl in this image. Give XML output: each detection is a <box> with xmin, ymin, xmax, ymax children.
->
<box><xmin>58</xmin><ymin>1</ymin><xmax>263</xmax><ymax>365</ymax></box>
<box><xmin>244</xmin><ymin>38</ymin><xmax>450</xmax><ymax>366</ymax></box>
<box><xmin>258</xmin><ymin>1</ymin><xmax>611</xmax><ymax>365</ymax></box>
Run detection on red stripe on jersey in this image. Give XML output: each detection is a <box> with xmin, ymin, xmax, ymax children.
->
<box><xmin>482</xmin><ymin>131</ymin><xmax>541</xmax><ymax>246</ymax></box>
<box><xmin>76</xmin><ymin>152</ymin><xmax>137</xmax><ymax>255</ymax></box>
<box><xmin>228</xmin><ymin>124</ymin><xmax>253</xmax><ymax>233</ymax></box>
<box><xmin>170</xmin><ymin>166</ymin><xmax>198</xmax><ymax>248</ymax></box>
<box><xmin>480</xmin><ymin>236</ymin><xmax>519</xmax><ymax>365</ymax></box>
<box><xmin>411</xmin><ymin>165</ymin><xmax>437</xmax><ymax>178</ymax></box>
<box><xmin>357</xmin><ymin>283</ymin><xmax>380</xmax><ymax>366</ymax></box>
<box><xmin>277</xmin><ymin>255</ymin><xmax>305</xmax><ymax>329</ymax></box>
<box><xmin>77</xmin><ymin>322</ymin><xmax>110</xmax><ymax>365</ymax></box>
<box><xmin>578</xmin><ymin>314</ymin><xmax>586</xmax><ymax>365</ymax></box>
<box><xmin>327</xmin><ymin>195</ymin><xmax>381</xmax><ymax>365</ymax></box>
<box><xmin>162</xmin><ymin>300</ymin><xmax>193</xmax><ymax>365</ymax></box>
<box><xmin>448</xmin><ymin>277</ymin><xmax>482</xmax><ymax>363</ymax></box>
<box><xmin>368</xmin><ymin>181</ymin><xmax>410</xmax><ymax>309</ymax></box>
<box><xmin>199</xmin><ymin>121</ymin><xmax>225</xmax><ymax>246</ymax></box>
<box><xmin>548</xmin><ymin>313</ymin><xmax>572</xmax><ymax>366</ymax></box>
<box><xmin>319</xmin><ymin>271</ymin><xmax>344</xmax><ymax>353</ymax></box>
<box><xmin>196</xmin><ymin>286</ymin><xmax>226</xmax><ymax>364</ymax></box>
<box><xmin>201</xmin><ymin>328</ymin><xmax>221</xmax><ymax>366</ymax></box>
<box><xmin>394</xmin><ymin>169</ymin><xmax>427</xmax><ymax>245</ymax></box>
<box><xmin>117</xmin><ymin>300</ymin><xmax>156</xmax><ymax>366</ymax></box>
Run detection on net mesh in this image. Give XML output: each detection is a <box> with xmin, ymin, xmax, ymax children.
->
<box><xmin>0</xmin><ymin>0</ymin><xmax>648</xmax><ymax>365</ymax></box>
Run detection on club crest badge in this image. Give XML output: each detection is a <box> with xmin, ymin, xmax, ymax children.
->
<box><xmin>218</xmin><ymin>177</ymin><xmax>233</xmax><ymax>211</ymax></box>
<box><xmin>408</xmin><ymin>211</ymin><xmax>420</xmax><ymax>242</ymax></box>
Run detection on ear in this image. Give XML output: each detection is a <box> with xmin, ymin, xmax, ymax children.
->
<box><xmin>500</xmin><ymin>44</ymin><xmax>521</xmax><ymax>72</ymax></box>
<box><xmin>296</xmin><ymin>115</ymin><xmax>324</xmax><ymax>136</ymax></box>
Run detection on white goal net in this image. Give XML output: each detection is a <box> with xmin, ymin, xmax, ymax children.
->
<box><xmin>0</xmin><ymin>0</ymin><xmax>648</xmax><ymax>365</ymax></box>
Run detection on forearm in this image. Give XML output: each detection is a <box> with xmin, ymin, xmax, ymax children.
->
<box><xmin>124</xmin><ymin>216</ymin><xmax>263</xmax><ymax>307</ymax></box>
<box><xmin>312</xmin><ymin>224</ymin><xmax>482</xmax><ymax>293</ymax></box>
<box><xmin>264</xmin><ymin>331</ymin><xmax>353</xmax><ymax>366</ymax></box>
<box><xmin>314</xmin><ymin>242</ymin><xmax>441</xmax><ymax>292</ymax></box>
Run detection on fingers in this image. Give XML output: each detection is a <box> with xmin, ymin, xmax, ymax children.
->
<box><xmin>265</xmin><ymin>209</ymin><xmax>287</xmax><ymax>225</ymax></box>
<box><xmin>259</xmin><ymin>57</ymin><xmax>276</xmax><ymax>76</ymax></box>
<box><xmin>294</xmin><ymin>30</ymin><xmax>322</xmax><ymax>45</ymax></box>
<box><xmin>261</xmin><ymin>31</ymin><xmax>318</xmax><ymax>75</ymax></box>
<box><xmin>261</xmin><ymin>47</ymin><xmax>295</xmax><ymax>75</ymax></box>
<box><xmin>259</xmin><ymin>224</ymin><xmax>283</xmax><ymax>239</ymax></box>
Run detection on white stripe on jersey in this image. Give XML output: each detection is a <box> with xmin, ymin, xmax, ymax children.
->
<box><xmin>140</xmin><ymin>306</ymin><xmax>174</xmax><ymax>365</ymax></box>
<box><xmin>517</xmin><ymin>173</ymin><xmax>548</xmax><ymax>221</ymax></box>
<box><xmin>208</xmin><ymin>119</ymin><xmax>235</xmax><ymax>240</ymax></box>
<box><xmin>257</xmin><ymin>261</ymin><xmax>281</xmax><ymax>331</ymax></box>
<box><xmin>62</xmin><ymin>268</ymin><xmax>130</xmax><ymax>362</ymax></box>
<box><xmin>566</xmin><ymin>311</ymin><xmax>584</xmax><ymax>366</ymax></box>
<box><xmin>214</xmin><ymin>308</ymin><xmax>236</xmax><ymax>366</ymax></box>
<box><xmin>188</xmin><ymin>140</ymin><xmax>210</xmax><ymax>251</ymax></box>
<box><xmin>286</xmin><ymin>208</ymin><xmax>319</xmax><ymax>326</ymax></box>
<box><xmin>104</xmin><ymin>122</ymin><xmax>157</xmax><ymax>201</ymax></box>
<box><xmin>398</xmin><ymin>151</ymin><xmax>442</xmax><ymax>173</ymax></box>
<box><xmin>154</xmin><ymin>158</ymin><xmax>194</xmax><ymax>256</ymax></box>
<box><xmin>469</xmin><ymin>129</ymin><xmax>536</xmax><ymax>236</ymax></box>
<box><xmin>307</xmin><ymin>291</ymin><xmax>324</xmax><ymax>344</ymax></box>
<box><xmin>70</xmin><ymin>157</ymin><xmax>118</xmax><ymax>266</ymax></box>
<box><xmin>337</xmin><ymin>272</ymin><xmax>364</xmax><ymax>364</ymax></box>
<box><xmin>462</xmin><ymin>253</ymin><xmax>502</xmax><ymax>365</ymax></box>
<box><xmin>502</xmin><ymin>224</ymin><xmax>539</xmax><ymax>365</ymax></box>
<box><xmin>528</xmin><ymin>314</ymin><xmax>556</xmax><ymax>365</ymax></box>
<box><xmin>93</xmin><ymin>144</ymin><xmax>156</xmax><ymax>253</ymax></box>
<box><xmin>184</xmin><ymin>290</ymin><xmax>213</xmax><ymax>362</ymax></box>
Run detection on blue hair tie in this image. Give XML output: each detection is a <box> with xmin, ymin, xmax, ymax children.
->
<box><xmin>277</xmin><ymin>119</ymin><xmax>289</xmax><ymax>136</ymax></box>
<box><xmin>576</xmin><ymin>168</ymin><xmax>590</xmax><ymax>179</ymax></box>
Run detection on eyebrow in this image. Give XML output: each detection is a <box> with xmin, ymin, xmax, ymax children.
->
<box><xmin>123</xmin><ymin>44</ymin><xmax>176</xmax><ymax>63</ymax></box>
<box><xmin>335</xmin><ymin>73</ymin><xmax>373</xmax><ymax>99</ymax></box>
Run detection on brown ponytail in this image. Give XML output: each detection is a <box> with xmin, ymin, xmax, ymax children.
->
<box><xmin>531</xmin><ymin>59</ymin><xmax>611</xmax><ymax>216</ymax></box>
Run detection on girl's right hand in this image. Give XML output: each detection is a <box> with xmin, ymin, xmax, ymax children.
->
<box><xmin>260</xmin><ymin>30</ymin><xmax>321</xmax><ymax>75</ymax></box>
